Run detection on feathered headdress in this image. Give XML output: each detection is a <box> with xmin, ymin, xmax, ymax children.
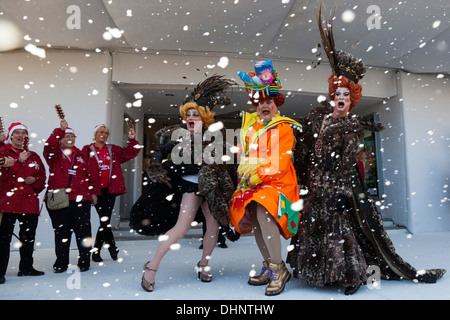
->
<box><xmin>316</xmin><ymin>2</ymin><xmax>366</xmax><ymax>84</ymax></box>
<box><xmin>182</xmin><ymin>75</ymin><xmax>237</xmax><ymax>110</ymax></box>
<box><xmin>180</xmin><ymin>75</ymin><xmax>236</xmax><ymax>128</ymax></box>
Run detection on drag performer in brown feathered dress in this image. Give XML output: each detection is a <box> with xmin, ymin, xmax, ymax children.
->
<box><xmin>287</xmin><ymin>3</ymin><xmax>445</xmax><ymax>295</ymax></box>
<box><xmin>134</xmin><ymin>75</ymin><xmax>238</xmax><ymax>292</ymax></box>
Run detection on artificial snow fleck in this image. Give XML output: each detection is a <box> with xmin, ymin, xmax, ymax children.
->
<box><xmin>24</xmin><ymin>43</ymin><xmax>46</xmax><ymax>58</ymax></box>
<box><xmin>208</xmin><ymin>121</ymin><xmax>224</xmax><ymax>132</ymax></box>
<box><xmin>432</xmin><ymin>20</ymin><xmax>441</xmax><ymax>29</ymax></box>
<box><xmin>341</xmin><ymin>10</ymin><xmax>355</xmax><ymax>23</ymax></box>
<box><xmin>317</xmin><ymin>95</ymin><xmax>327</xmax><ymax>103</ymax></box>
<box><xmin>217</xmin><ymin>56</ymin><xmax>229</xmax><ymax>69</ymax></box>
<box><xmin>158</xmin><ymin>235</ymin><xmax>169</xmax><ymax>242</ymax></box>
<box><xmin>416</xmin><ymin>269</ymin><xmax>426</xmax><ymax>276</ymax></box>
<box><xmin>170</xmin><ymin>243</ymin><xmax>181</xmax><ymax>250</ymax></box>
<box><xmin>0</xmin><ymin>19</ymin><xmax>22</xmax><ymax>51</ymax></box>
<box><xmin>291</xmin><ymin>199</ymin><xmax>304</xmax><ymax>212</ymax></box>
<box><xmin>69</xmin><ymin>66</ymin><xmax>78</xmax><ymax>73</ymax></box>
<box><xmin>230</xmin><ymin>146</ymin><xmax>239</xmax><ymax>153</ymax></box>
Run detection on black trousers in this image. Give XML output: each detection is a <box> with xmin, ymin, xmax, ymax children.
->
<box><xmin>0</xmin><ymin>213</ymin><xmax>39</xmax><ymax>277</ymax></box>
<box><xmin>93</xmin><ymin>188</ymin><xmax>117</xmax><ymax>253</ymax></box>
<box><xmin>47</xmin><ymin>200</ymin><xmax>92</xmax><ymax>271</ymax></box>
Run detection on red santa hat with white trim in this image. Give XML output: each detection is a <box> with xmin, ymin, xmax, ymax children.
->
<box><xmin>5</xmin><ymin>122</ymin><xmax>28</xmax><ymax>144</ymax></box>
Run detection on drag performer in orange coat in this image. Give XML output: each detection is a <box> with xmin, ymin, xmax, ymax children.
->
<box><xmin>230</xmin><ymin>61</ymin><xmax>302</xmax><ymax>296</ymax></box>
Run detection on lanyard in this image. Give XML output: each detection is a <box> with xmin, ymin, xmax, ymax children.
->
<box><xmin>60</xmin><ymin>147</ymin><xmax>76</xmax><ymax>167</ymax></box>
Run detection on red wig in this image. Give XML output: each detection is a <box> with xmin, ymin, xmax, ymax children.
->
<box><xmin>250</xmin><ymin>93</ymin><xmax>285</xmax><ymax>108</ymax></box>
<box><xmin>328</xmin><ymin>74</ymin><xmax>363</xmax><ymax>111</ymax></box>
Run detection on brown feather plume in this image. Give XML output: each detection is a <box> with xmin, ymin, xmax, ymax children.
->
<box><xmin>316</xmin><ymin>1</ymin><xmax>365</xmax><ymax>84</ymax></box>
<box><xmin>183</xmin><ymin>75</ymin><xmax>237</xmax><ymax>110</ymax></box>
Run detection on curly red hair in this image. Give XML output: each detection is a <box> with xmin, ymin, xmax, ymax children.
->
<box><xmin>250</xmin><ymin>93</ymin><xmax>285</xmax><ymax>108</ymax></box>
<box><xmin>328</xmin><ymin>74</ymin><xmax>362</xmax><ymax>111</ymax></box>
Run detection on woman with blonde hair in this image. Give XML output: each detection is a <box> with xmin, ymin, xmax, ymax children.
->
<box><xmin>83</xmin><ymin>123</ymin><xmax>140</xmax><ymax>262</ymax></box>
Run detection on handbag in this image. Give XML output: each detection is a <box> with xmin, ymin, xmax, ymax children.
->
<box><xmin>47</xmin><ymin>159</ymin><xmax>75</xmax><ymax>210</ymax></box>
<box><xmin>47</xmin><ymin>188</ymin><xmax>69</xmax><ymax>210</ymax></box>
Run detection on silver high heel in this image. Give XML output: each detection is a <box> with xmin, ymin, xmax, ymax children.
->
<box><xmin>141</xmin><ymin>261</ymin><xmax>157</xmax><ymax>292</ymax></box>
<box><xmin>197</xmin><ymin>262</ymin><xmax>212</xmax><ymax>282</ymax></box>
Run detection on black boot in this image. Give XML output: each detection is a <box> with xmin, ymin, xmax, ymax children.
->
<box><xmin>92</xmin><ymin>250</ymin><xmax>103</xmax><ymax>262</ymax></box>
<box><xmin>108</xmin><ymin>246</ymin><xmax>119</xmax><ymax>261</ymax></box>
<box><xmin>18</xmin><ymin>267</ymin><xmax>45</xmax><ymax>277</ymax></box>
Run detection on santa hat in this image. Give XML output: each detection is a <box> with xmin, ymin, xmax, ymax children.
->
<box><xmin>94</xmin><ymin>124</ymin><xmax>106</xmax><ymax>135</ymax></box>
<box><xmin>65</xmin><ymin>127</ymin><xmax>75</xmax><ymax>135</ymax></box>
<box><xmin>5</xmin><ymin>122</ymin><xmax>28</xmax><ymax>144</ymax></box>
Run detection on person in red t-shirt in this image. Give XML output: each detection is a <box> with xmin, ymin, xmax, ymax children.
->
<box><xmin>0</xmin><ymin>122</ymin><xmax>46</xmax><ymax>284</ymax></box>
<box><xmin>43</xmin><ymin>119</ymin><xmax>98</xmax><ymax>273</ymax></box>
<box><xmin>82</xmin><ymin>124</ymin><xmax>140</xmax><ymax>262</ymax></box>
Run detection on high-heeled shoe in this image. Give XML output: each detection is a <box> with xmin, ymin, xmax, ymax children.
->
<box><xmin>141</xmin><ymin>261</ymin><xmax>157</xmax><ymax>292</ymax></box>
<box><xmin>197</xmin><ymin>262</ymin><xmax>212</xmax><ymax>282</ymax></box>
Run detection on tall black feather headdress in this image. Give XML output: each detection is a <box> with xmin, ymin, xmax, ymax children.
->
<box><xmin>316</xmin><ymin>2</ymin><xmax>366</xmax><ymax>84</ymax></box>
<box><xmin>182</xmin><ymin>75</ymin><xmax>237</xmax><ymax>110</ymax></box>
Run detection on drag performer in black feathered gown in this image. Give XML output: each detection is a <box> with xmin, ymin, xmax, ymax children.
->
<box><xmin>287</xmin><ymin>3</ymin><xmax>445</xmax><ymax>295</ymax></box>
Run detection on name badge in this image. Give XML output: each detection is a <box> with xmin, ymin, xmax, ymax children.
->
<box><xmin>68</xmin><ymin>169</ymin><xmax>77</xmax><ymax>175</ymax></box>
<box><xmin>100</xmin><ymin>165</ymin><xmax>110</xmax><ymax>171</ymax></box>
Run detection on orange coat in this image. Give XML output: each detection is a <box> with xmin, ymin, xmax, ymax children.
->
<box><xmin>229</xmin><ymin>112</ymin><xmax>302</xmax><ymax>239</ymax></box>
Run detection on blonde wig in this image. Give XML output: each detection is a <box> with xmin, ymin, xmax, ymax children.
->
<box><xmin>179</xmin><ymin>102</ymin><xmax>215</xmax><ymax>129</ymax></box>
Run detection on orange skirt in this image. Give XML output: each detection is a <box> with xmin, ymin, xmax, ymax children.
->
<box><xmin>229</xmin><ymin>168</ymin><xmax>300</xmax><ymax>239</ymax></box>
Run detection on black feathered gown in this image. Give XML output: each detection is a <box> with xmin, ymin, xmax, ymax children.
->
<box><xmin>287</xmin><ymin>104</ymin><xmax>445</xmax><ymax>287</ymax></box>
